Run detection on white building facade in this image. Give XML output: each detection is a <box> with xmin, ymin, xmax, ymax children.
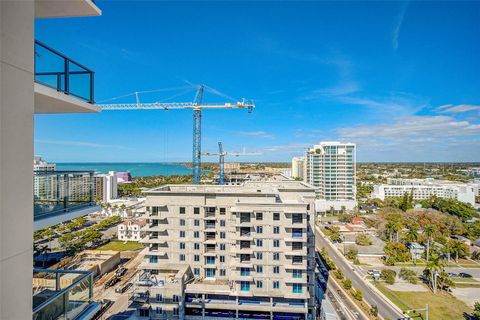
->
<box><xmin>138</xmin><ymin>181</ymin><xmax>317</xmax><ymax>320</ymax></box>
<box><xmin>118</xmin><ymin>219</ymin><xmax>146</xmax><ymax>241</ymax></box>
<box><xmin>373</xmin><ymin>178</ymin><xmax>476</xmax><ymax>205</ymax></box>
<box><xmin>291</xmin><ymin>156</ymin><xmax>305</xmax><ymax>180</ymax></box>
<box><xmin>305</xmin><ymin>142</ymin><xmax>357</xmax><ymax>213</ymax></box>
<box><xmin>94</xmin><ymin>171</ymin><xmax>118</xmax><ymax>202</ymax></box>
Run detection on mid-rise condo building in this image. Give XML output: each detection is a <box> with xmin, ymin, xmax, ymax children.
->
<box><xmin>291</xmin><ymin>157</ymin><xmax>306</xmax><ymax>180</ymax></box>
<box><xmin>134</xmin><ymin>180</ymin><xmax>317</xmax><ymax>320</ymax></box>
<box><xmin>305</xmin><ymin>142</ymin><xmax>356</xmax><ymax>213</ymax></box>
<box><xmin>94</xmin><ymin>171</ymin><xmax>118</xmax><ymax>202</ymax></box>
<box><xmin>373</xmin><ymin>178</ymin><xmax>477</xmax><ymax>205</ymax></box>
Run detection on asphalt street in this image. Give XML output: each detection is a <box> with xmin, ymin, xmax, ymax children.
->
<box><xmin>315</xmin><ymin>227</ymin><xmax>405</xmax><ymax>320</ymax></box>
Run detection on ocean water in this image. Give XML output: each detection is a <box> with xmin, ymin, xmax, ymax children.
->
<box><xmin>56</xmin><ymin>163</ymin><xmax>192</xmax><ymax>177</ymax></box>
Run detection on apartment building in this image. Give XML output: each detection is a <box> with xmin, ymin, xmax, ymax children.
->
<box><xmin>0</xmin><ymin>1</ymin><xmax>101</xmax><ymax>319</ymax></box>
<box><xmin>118</xmin><ymin>219</ymin><xmax>146</xmax><ymax>241</ymax></box>
<box><xmin>305</xmin><ymin>142</ymin><xmax>356</xmax><ymax>213</ymax></box>
<box><xmin>291</xmin><ymin>156</ymin><xmax>305</xmax><ymax>180</ymax></box>
<box><xmin>372</xmin><ymin>178</ymin><xmax>476</xmax><ymax>205</ymax></box>
<box><xmin>33</xmin><ymin>155</ymin><xmax>56</xmax><ymax>171</ymax></box>
<box><xmin>94</xmin><ymin>171</ymin><xmax>118</xmax><ymax>202</ymax></box>
<box><xmin>136</xmin><ymin>180</ymin><xmax>317</xmax><ymax>320</ymax></box>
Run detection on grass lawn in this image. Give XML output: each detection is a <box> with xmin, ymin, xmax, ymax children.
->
<box><xmin>97</xmin><ymin>240</ymin><xmax>145</xmax><ymax>251</ymax></box>
<box><xmin>374</xmin><ymin>283</ymin><xmax>472</xmax><ymax>320</ymax></box>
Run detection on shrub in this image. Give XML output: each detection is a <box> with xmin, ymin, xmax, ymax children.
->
<box><xmin>334</xmin><ymin>269</ymin><xmax>344</xmax><ymax>280</ymax></box>
<box><xmin>471</xmin><ymin>251</ymin><xmax>480</xmax><ymax>261</ymax></box>
<box><xmin>352</xmin><ymin>288</ymin><xmax>363</xmax><ymax>301</ymax></box>
<box><xmin>355</xmin><ymin>233</ymin><xmax>373</xmax><ymax>246</ymax></box>
<box><xmin>342</xmin><ymin>279</ymin><xmax>352</xmax><ymax>289</ymax></box>
<box><xmin>381</xmin><ymin>269</ymin><xmax>397</xmax><ymax>285</ymax></box>
<box><xmin>399</xmin><ymin>267</ymin><xmax>418</xmax><ymax>284</ymax></box>
<box><xmin>346</xmin><ymin>247</ymin><xmax>358</xmax><ymax>260</ymax></box>
<box><xmin>370</xmin><ymin>305</ymin><xmax>378</xmax><ymax>317</ymax></box>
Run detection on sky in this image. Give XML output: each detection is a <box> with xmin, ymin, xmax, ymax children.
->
<box><xmin>34</xmin><ymin>1</ymin><xmax>480</xmax><ymax>163</ymax></box>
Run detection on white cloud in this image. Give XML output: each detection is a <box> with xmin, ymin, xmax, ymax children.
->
<box><xmin>436</xmin><ymin>104</ymin><xmax>480</xmax><ymax>114</ymax></box>
<box><xmin>338</xmin><ymin>115</ymin><xmax>480</xmax><ymax>139</ymax></box>
<box><xmin>238</xmin><ymin>131</ymin><xmax>274</xmax><ymax>139</ymax></box>
<box><xmin>393</xmin><ymin>2</ymin><xmax>410</xmax><ymax>50</ymax></box>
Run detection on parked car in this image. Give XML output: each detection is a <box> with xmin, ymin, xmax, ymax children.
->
<box><xmin>459</xmin><ymin>272</ymin><xmax>472</xmax><ymax>278</ymax></box>
<box><xmin>447</xmin><ymin>272</ymin><xmax>457</xmax><ymax>277</ymax></box>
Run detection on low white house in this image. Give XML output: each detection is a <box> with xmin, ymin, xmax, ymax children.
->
<box><xmin>117</xmin><ymin>219</ymin><xmax>146</xmax><ymax>241</ymax></box>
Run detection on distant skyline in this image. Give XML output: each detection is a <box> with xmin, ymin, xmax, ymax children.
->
<box><xmin>34</xmin><ymin>1</ymin><xmax>480</xmax><ymax>162</ymax></box>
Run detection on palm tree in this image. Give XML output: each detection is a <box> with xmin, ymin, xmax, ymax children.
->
<box><xmin>442</xmin><ymin>240</ymin><xmax>454</xmax><ymax>264</ymax></box>
<box><xmin>424</xmin><ymin>253</ymin><xmax>443</xmax><ymax>293</ymax></box>
<box><xmin>450</xmin><ymin>240</ymin><xmax>464</xmax><ymax>264</ymax></box>
<box><xmin>423</xmin><ymin>224</ymin><xmax>437</xmax><ymax>261</ymax></box>
<box><xmin>404</xmin><ymin>225</ymin><xmax>419</xmax><ymax>243</ymax></box>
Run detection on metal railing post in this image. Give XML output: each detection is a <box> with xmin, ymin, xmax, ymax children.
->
<box><xmin>64</xmin><ymin>58</ymin><xmax>70</xmax><ymax>95</ymax></box>
<box><xmin>90</xmin><ymin>72</ymin><xmax>95</xmax><ymax>104</ymax></box>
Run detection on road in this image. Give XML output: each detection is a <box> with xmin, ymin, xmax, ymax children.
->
<box><xmin>315</xmin><ymin>227</ymin><xmax>405</xmax><ymax>320</ymax></box>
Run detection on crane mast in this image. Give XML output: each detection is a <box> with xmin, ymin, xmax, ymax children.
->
<box><xmin>203</xmin><ymin>142</ymin><xmax>260</xmax><ymax>185</ymax></box>
<box><xmin>97</xmin><ymin>85</ymin><xmax>254</xmax><ymax>184</ymax></box>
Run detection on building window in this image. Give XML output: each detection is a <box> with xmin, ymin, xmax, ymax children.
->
<box><xmin>180</xmin><ymin>242</ymin><xmax>185</xmax><ymax>249</ymax></box>
<box><xmin>220</xmin><ymin>244</ymin><xmax>226</xmax><ymax>251</ymax></box>
<box><xmin>220</xmin><ymin>208</ymin><xmax>226</xmax><ymax>215</ymax></box>
<box><xmin>256</xmin><ymin>252</ymin><xmax>263</xmax><ymax>260</ymax></box>
<box><xmin>220</xmin><ymin>255</ymin><xmax>225</xmax><ymax>263</ymax></box>
<box><xmin>194</xmin><ymin>219</ymin><xmax>200</xmax><ymax>226</ymax></box>
<box><xmin>220</xmin><ymin>220</ymin><xmax>226</xmax><ymax>227</ymax></box>
<box><xmin>241</xmin><ymin>268</ymin><xmax>250</xmax><ymax>276</ymax></box>
<box><xmin>180</xmin><ymin>207</ymin><xmax>186</xmax><ymax>214</ymax></box>
<box><xmin>292</xmin><ymin>256</ymin><xmax>303</xmax><ymax>264</ymax></box>
<box><xmin>256</xmin><ymin>280</ymin><xmax>263</xmax><ymax>288</ymax></box>
<box><xmin>194</xmin><ymin>268</ymin><xmax>200</xmax><ymax>276</ymax></box>
<box><xmin>206</xmin><ymin>256</ymin><xmax>215</xmax><ymax>265</ymax></box>
<box><xmin>194</xmin><ymin>207</ymin><xmax>200</xmax><ymax>214</ymax></box>
<box><xmin>293</xmin><ymin>283</ymin><xmax>303</xmax><ymax>293</ymax></box>
<box><xmin>293</xmin><ymin>270</ymin><xmax>302</xmax><ymax>278</ymax></box>
<box><xmin>256</xmin><ymin>265</ymin><xmax>263</xmax><ymax>273</ymax></box>
<box><xmin>273</xmin><ymin>226</ymin><xmax>280</xmax><ymax>234</ymax></box>
<box><xmin>273</xmin><ymin>253</ymin><xmax>279</xmax><ymax>260</ymax></box>
<box><xmin>180</xmin><ymin>254</ymin><xmax>185</xmax><ymax>261</ymax></box>
<box><xmin>256</xmin><ymin>239</ymin><xmax>263</xmax><ymax>247</ymax></box>
<box><xmin>149</xmin><ymin>256</ymin><xmax>158</xmax><ymax>263</ymax></box>
<box><xmin>292</xmin><ymin>214</ymin><xmax>302</xmax><ymax>224</ymax></box>
<box><xmin>206</xmin><ymin>268</ymin><xmax>216</xmax><ymax>278</ymax></box>
<box><xmin>273</xmin><ymin>212</ymin><xmax>280</xmax><ymax>221</ymax></box>
<box><xmin>194</xmin><ymin>243</ymin><xmax>200</xmax><ymax>250</ymax></box>
<box><xmin>194</xmin><ymin>231</ymin><xmax>199</xmax><ymax>238</ymax></box>
<box><xmin>180</xmin><ymin>219</ymin><xmax>186</xmax><ymax>226</ymax></box>
<box><xmin>273</xmin><ymin>266</ymin><xmax>279</xmax><ymax>274</ymax></box>
<box><xmin>256</xmin><ymin>212</ymin><xmax>263</xmax><ymax>220</ymax></box>
<box><xmin>180</xmin><ymin>231</ymin><xmax>185</xmax><ymax>238</ymax></box>
<box><xmin>156</xmin><ymin>307</ymin><xmax>162</xmax><ymax>314</ymax></box>
<box><xmin>273</xmin><ymin>281</ymin><xmax>280</xmax><ymax>289</ymax></box>
<box><xmin>156</xmin><ymin>294</ymin><xmax>163</xmax><ymax>302</ymax></box>
<box><xmin>194</xmin><ymin>255</ymin><xmax>200</xmax><ymax>262</ymax></box>
<box><xmin>292</xmin><ymin>228</ymin><xmax>302</xmax><ymax>238</ymax></box>
<box><xmin>256</xmin><ymin>226</ymin><xmax>263</xmax><ymax>234</ymax></box>
<box><xmin>240</xmin><ymin>281</ymin><xmax>250</xmax><ymax>291</ymax></box>
<box><xmin>273</xmin><ymin>239</ymin><xmax>280</xmax><ymax>247</ymax></box>
<box><xmin>220</xmin><ymin>269</ymin><xmax>226</xmax><ymax>276</ymax></box>
<box><xmin>220</xmin><ymin>232</ymin><xmax>226</xmax><ymax>239</ymax></box>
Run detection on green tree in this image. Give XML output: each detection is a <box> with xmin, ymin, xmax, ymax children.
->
<box><xmin>423</xmin><ymin>224</ymin><xmax>437</xmax><ymax>261</ymax></box>
<box><xmin>352</xmin><ymin>289</ymin><xmax>363</xmax><ymax>301</ymax></box>
<box><xmin>399</xmin><ymin>267</ymin><xmax>418</xmax><ymax>284</ymax></box>
<box><xmin>355</xmin><ymin>233</ymin><xmax>372</xmax><ymax>246</ymax></box>
<box><xmin>381</xmin><ymin>269</ymin><xmax>397</xmax><ymax>285</ymax></box>
<box><xmin>473</xmin><ymin>302</ymin><xmax>480</xmax><ymax>318</ymax></box>
<box><xmin>346</xmin><ymin>247</ymin><xmax>358</xmax><ymax>260</ymax></box>
<box><xmin>334</xmin><ymin>269</ymin><xmax>344</xmax><ymax>280</ymax></box>
<box><xmin>423</xmin><ymin>253</ymin><xmax>444</xmax><ymax>294</ymax></box>
<box><xmin>404</xmin><ymin>225</ymin><xmax>419</xmax><ymax>243</ymax></box>
<box><xmin>342</xmin><ymin>279</ymin><xmax>352</xmax><ymax>290</ymax></box>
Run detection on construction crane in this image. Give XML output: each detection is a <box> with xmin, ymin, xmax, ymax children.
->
<box><xmin>97</xmin><ymin>85</ymin><xmax>255</xmax><ymax>184</ymax></box>
<box><xmin>203</xmin><ymin>142</ymin><xmax>261</xmax><ymax>185</ymax></box>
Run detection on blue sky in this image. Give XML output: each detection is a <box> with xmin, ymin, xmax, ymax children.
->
<box><xmin>34</xmin><ymin>1</ymin><xmax>480</xmax><ymax>162</ymax></box>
